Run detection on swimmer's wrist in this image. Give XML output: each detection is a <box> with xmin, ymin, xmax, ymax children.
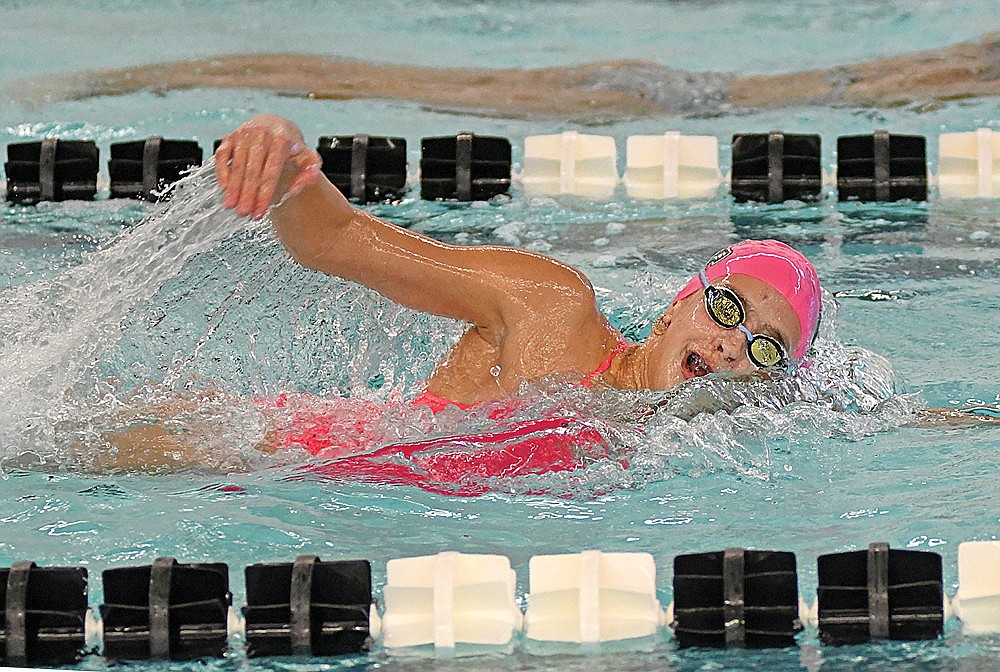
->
<box><xmin>271</xmin><ymin>148</ymin><xmax>321</xmax><ymax>207</ymax></box>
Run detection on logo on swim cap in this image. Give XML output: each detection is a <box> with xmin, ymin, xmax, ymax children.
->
<box><xmin>706</xmin><ymin>247</ymin><xmax>733</xmax><ymax>267</ymax></box>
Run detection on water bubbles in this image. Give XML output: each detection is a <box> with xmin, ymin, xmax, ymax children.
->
<box><xmin>834</xmin><ymin>289</ymin><xmax>915</xmax><ymax>302</ymax></box>
<box><xmin>492</xmin><ymin>220</ymin><xmax>524</xmax><ymax>245</ymax></box>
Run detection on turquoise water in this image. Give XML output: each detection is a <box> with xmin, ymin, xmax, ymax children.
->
<box><xmin>1</xmin><ymin>1</ymin><xmax>999</xmax><ymax>670</ymax></box>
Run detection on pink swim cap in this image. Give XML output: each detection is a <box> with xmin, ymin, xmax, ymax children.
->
<box><xmin>673</xmin><ymin>240</ymin><xmax>822</xmax><ymax>359</ymax></box>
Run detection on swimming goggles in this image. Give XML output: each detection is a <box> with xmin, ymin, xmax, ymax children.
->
<box><xmin>699</xmin><ymin>270</ymin><xmax>788</xmax><ymax>369</ymax></box>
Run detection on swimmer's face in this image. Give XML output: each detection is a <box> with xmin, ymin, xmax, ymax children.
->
<box><xmin>644</xmin><ymin>273</ymin><xmax>801</xmax><ymax>389</ymax></box>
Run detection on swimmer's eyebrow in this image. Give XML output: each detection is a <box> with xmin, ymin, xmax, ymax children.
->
<box><xmin>749</xmin><ymin>314</ymin><xmax>794</xmax><ymax>353</ymax></box>
<box><xmin>756</xmin><ymin>320</ymin><xmax>790</xmax><ymax>348</ymax></box>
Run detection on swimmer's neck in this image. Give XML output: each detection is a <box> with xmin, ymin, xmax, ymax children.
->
<box><xmin>600</xmin><ymin>344</ymin><xmax>649</xmax><ymax>391</ymax></box>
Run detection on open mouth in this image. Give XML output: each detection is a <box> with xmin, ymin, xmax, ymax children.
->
<box><xmin>683</xmin><ymin>351</ymin><xmax>713</xmax><ymax>379</ymax></box>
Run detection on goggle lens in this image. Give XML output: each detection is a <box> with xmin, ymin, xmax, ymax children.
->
<box><xmin>704</xmin><ymin>286</ymin><xmax>745</xmax><ymax>328</ymax></box>
<box><xmin>700</xmin><ymin>274</ymin><xmax>788</xmax><ymax>370</ymax></box>
<box><xmin>748</xmin><ymin>335</ymin><xmax>785</xmax><ymax>368</ymax></box>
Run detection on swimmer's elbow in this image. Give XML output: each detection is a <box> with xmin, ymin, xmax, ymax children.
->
<box><xmin>541</xmin><ymin>263</ymin><xmax>598</xmax><ymax>308</ymax></box>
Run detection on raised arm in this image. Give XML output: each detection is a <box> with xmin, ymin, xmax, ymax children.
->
<box><xmin>214</xmin><ymin>115</ymin><xmax>597</xmax><ymax>335</ymax></box>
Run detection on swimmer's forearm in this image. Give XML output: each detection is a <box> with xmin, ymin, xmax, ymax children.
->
<box><xmin>271</xmin><ymin>176</ymin><xmax>507</xmax><ymax>325</ymax></box>
<box><xmin>268</xmin><ymin>169</ymin><xmax>356</xmax><ymax>264</ymax></box>
<box><xmin>215</xmin><ymin>114</ymin><xmax>523</xmax><ymax>327</ymax></box>
<box><xmin>271</xmin><ymin>175</ymin><xmax>596</xmax><ymax>329</ymax></box>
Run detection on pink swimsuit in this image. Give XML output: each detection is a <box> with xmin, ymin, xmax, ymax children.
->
<box><xmin>269</xmin><ymin>340</ymin><xmax>630</xmax><ymax>496</ymax></box>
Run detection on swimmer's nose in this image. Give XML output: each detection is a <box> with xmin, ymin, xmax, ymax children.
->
<box><xmin>714</xmin><ymin>329</ymin><xmax>751</xmax><ymax>370</ymax></box>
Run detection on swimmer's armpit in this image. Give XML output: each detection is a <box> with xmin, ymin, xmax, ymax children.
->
<box><xmin>10</xmin><ymin>34</ymin><xmax>998</xmax><ymax>119</ymax></box>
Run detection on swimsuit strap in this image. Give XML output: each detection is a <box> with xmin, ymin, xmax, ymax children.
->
<box><xmin>581</xmin><ymin>337</ymin><xmax>629</xmax><ymax>387</ymax></box>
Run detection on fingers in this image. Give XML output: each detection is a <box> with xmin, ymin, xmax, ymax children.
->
<box><xmin>252</xmin><ymin>136</ymin><xmax>292</xmax><ymax>219</ymax></box>
<box><xmin>214</xmin><ymin>115</ymin><xmax>312</xmax><ymax>220</ymax></box>
<box><xmin>214</xmin><ymin>138</ymin><xmax>233</xmax><ymax>189</ymax></box>
<box><xmin>218</xmin><ymin>135</ymin><xmax>249</xmax><ymax>209</ymax></box>
<box><xmin>234</xmin><ymin>137</ymin><xmax>270</xmax><ymax>217</ymax></box>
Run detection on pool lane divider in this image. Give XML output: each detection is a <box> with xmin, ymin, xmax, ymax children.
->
<box><xmin>953</xmin><ymin>541</ymin><xmax>1000</xmax><ymax>633</ymax></box>
<box><xmin>729</xmin><ymin>132</ymin><xmax>823</xmax><ymax>203</ymax></box>
<box><xmin>419</xmin><ymin>133</ymin><xmax>511</xmax><ymax>201</ymax></box>
<box><xmin>243</xmin><ymin>555</ymin><xmax>371</xmax><ymax>657</ymax></box>
<box><xmin>107</xmin><ymin>137</ymin><xmax>203</xmax><ymax>201</ymax></box>
<box><xmin>624</xmin><ymin>132</ymin><xmax>721</xmax><ymax>199</ymax></box>
<box><xmin>816</xmin><ymin>542</ymin><xmax>946</xmax><ymax>644</ymax></box>
<box><xmin>3</xmin><ymin>139</ymin><xmax>99</xmax><ymax>203</ymax></box>
<box><xmin>1</xmin><ymin>541</ymin><xmax>997</xmax><ymax>666</ymax></box>
<box><xmin>3</xmin><ymin>129</ymin><xmax>998</xmax><ymax>206</ymax></box>
<box><xmin>523</xmin><ymin>550</ymin><xmax>662</xmax><ymax>645</ymax></box>
<box><xmin>938</xmin><ymin>126</ymin><xmax>1000</xmax><ymax>198</ymax></box>
<box><xmin>318</xmin><ymin>134</ymin><xmax>408</xmax><ymax>203</ymax></box>
<box><xmin>99</xmin><ymin>558</ymin><xmax>231</xmax><ymax>659</ymax></box>
<box><xmin>0</xmin><ymin>562</ymin><xmax>88</xmax><ymax>667</ymax></box>
<box><xmin>672</xmin><ymin>548</ymin><xmax>801</xmax><ymax>648</ymax></box>
<box><xmin>381</xmin><ymin>551</ymin><xmax>519</xmax><ymax>649</ymax></box>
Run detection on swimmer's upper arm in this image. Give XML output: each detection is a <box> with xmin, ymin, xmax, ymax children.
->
<box><xmin>270</xmin><ymin>176</ymin><xmax>598</xmax><ymax>330</ymax></box>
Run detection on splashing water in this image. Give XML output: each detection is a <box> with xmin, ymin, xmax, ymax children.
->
<box><xmin>0</xmin><ymin>162</ymin><xmax>456</xmax><ymax>472</ymax></box>
<box><xmin>457</xmin><ymin>290</ymin><xmax>918</xmax><ymax>497</ymax></box>
<box><xmin>0</xmin><ymin>163</ymin><xmax>251</xmax><ymax>463</ymax></box>
<box><xmin>0</xmin><ymin>163</ymin><xmax>916</xmax><ymax>493</ymax></box>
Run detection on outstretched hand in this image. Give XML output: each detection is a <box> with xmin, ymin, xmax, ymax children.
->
<box><xmin>214</xmin><ymin>114</ymin><xmax>322</xmax><ymax>219</ymax></box>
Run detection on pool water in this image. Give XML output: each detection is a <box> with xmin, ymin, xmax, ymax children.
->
<box><xmin>1</xmin><ymin>1</ymin><xmax>998</xmax><ymax>670</ymax></box>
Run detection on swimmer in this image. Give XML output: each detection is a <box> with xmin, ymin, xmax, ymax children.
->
<box><xmin>9</xmin><ymin>33</ymin><xmax>998</xmax><ymax>118</ymax></box>
<box><xmin>215</xmin><ymin>114</ymin><xmax>822</xmax><ymax>411</ymax></box>
<box><xmin>87</xmin><ymin>112</ymin><xmax>825</xmax><ymax>472</ymax></box>
<box><xmin>88</xmin><ymin>113</ymin><xmax>995</xmax><ymax>474</ymax></box>
<box><xmin>88</xmin><ymin>113</ymin><xmax>824</xmax><ymax>474</ymax></box>
<box><xmin>217</xmin><ymin>116</ymin><xmax>998</xmax><ymax>429</ymax></box>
